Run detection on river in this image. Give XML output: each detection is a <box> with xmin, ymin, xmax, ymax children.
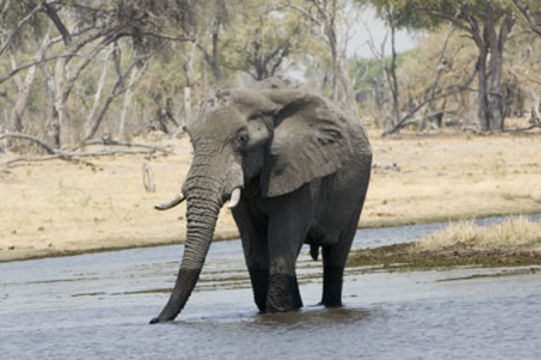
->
<box><xmin>2</xmin><ymin>215</ymin><xmax>541</xmax><ymax>359</ymax></box>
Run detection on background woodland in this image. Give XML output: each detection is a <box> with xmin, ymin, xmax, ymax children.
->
<box><xmin>1</xmin><ymin>0</ymin><xmax>541</xmax><ymax>155</ymax></box>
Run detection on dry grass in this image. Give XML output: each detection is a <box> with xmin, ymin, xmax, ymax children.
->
<box><xmin>361</xmin><ymin>128</ymin><xmax>541</xmax><ymax>228</ymax></box>
<box><xmin>348</xmin><ymin>217</ymin><xmax>541</xmax><ymax>270</ymax></box>
<box><xmin>2</xmin><ymin>127</ymin><xmax>541</xmax><ymax>262</ymax></box>
<box><xmin>417</xmin><ymin>217</ymin><xmax>541</xmax><ymax>250</ymax></box>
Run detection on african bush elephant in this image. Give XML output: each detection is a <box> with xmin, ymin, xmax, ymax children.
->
<box><xmin>150</xmin><ymin>84</ymin><xmax>372</xmax><ymax>323</ymax></box>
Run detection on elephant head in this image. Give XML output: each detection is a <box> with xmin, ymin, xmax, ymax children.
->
<box><xmin>150</xmin><ymin>85</ymin><xmax>352</xmax><ymax>323</ymax></box>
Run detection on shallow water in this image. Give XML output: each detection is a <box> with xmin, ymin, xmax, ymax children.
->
<box><xmin>2</xmin><ymin>215</ymin><xmax>541</xmax><ymax>359</ymax></box>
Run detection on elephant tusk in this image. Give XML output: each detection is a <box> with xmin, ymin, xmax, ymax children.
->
<box><xmin>154</xmin><ymin>192</ymin><xmax>186</xmax><ymax>211</ymax></box>
<box><xmin>228</xmin><ymin>188</ymin><xmax>242</xmax><ymax>209</ymax></box>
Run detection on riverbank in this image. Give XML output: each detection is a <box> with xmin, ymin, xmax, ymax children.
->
<box><xmin>2</xmin><ymin>129</ymin><xmax>541</xmax><ymax>262</ymax></box>
<box><xmin>348</xmin><ymin>217</ymin><xmax>541</xmax><ymax>269</ymax></box>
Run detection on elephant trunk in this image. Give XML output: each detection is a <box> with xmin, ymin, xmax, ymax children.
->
<box><xmin>150</xmin><ymin>177</ymin><xmax>222</xmax><ymax>323</ymax></box>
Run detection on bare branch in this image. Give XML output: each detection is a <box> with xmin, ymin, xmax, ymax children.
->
<box><xmin>418</xmin><ymin>24</ymin><xmax>456</xmax><ymax>131</ymax></box>
<box><xmin>415</xmin><ymin>5</ymin><xmax>474</xmax><ymax>34</ymax></box>
<box><xmin>382</xmin><ymin>65</ymin><xmax>478</xmax><ymax>137</ymax></box>
<box><xmin>0</xmin><ymin>133</ymin><xmax>56</xmax><ymax>154</ymax></box>
<box><xmin>1</xmin><ymin>138</ymin><xmax>172</xmax><ymax>168</ymax></box>
<box><xmin>75</xmin><ymin>138</ymin><xmax>172</xmax><ymax>154</ymax></box>
<box><xmin>0</xmin><ymin>1</ymin><xmax>44</xmax><ymax>57</ymax></box>
<box><xmin>1</xmin><ymin>0</ymin><xmax>12</xmax><ymax>22</ymax></box>
<box><xmin>42</xmin><ymin>1</ymin><xmax>71</xmax><ymax>44</ymax></box>
<box><xmin>137</xmin><ymin>31</ymin><xmax>194</xmax><ymax>42</ymax></box>
<box><xmin>83</xmin><ymin>56</ymin><xmax>150</xmax><ymax>140</ymax></box>
<box><xmin>0</xmin><ymin>149</ymin><xmax>161</xmax><ymax>168</ymax></box>
<box><xmin>503</xmin><ymin>123</ymin><xmax>541</xmax><ymax>132</ymax></box>
<box><xmin>0</xmin><ymin>53</ymin><xmax>73</xmax><ymax>84</ymax></box>
<box><xmin>85</xmin><ymin>44</ymin><xmax>115</xmax><ymax>136</ymax></box>
<box><xmin>282</xmin><ymin>2</ymin><xmax>320</xmax><ymax>24</ymax></box>
<box><xmin>513</xmin><ymin>0</ymin><xmax>541</xmax><ymax>36</ymax></box>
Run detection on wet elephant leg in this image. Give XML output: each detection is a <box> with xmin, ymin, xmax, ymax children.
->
<box><xmin>265</xmin><ymin>196</ymin><xmax>309</xmax><ymax>312</ymax></box>
<box><xmin>232</xmin><ymin>202</ymin><xmax>269</xmax><ymax>312</ymax></box>
<box><xmin>248</xmin><ymin>267</ymin><xmax>269</xmax><ymax>312</ymax></box>
<box><xmin>321</xmin><ymin>226</ymin><xmax>357</xmax><ymax>307</ymax></box>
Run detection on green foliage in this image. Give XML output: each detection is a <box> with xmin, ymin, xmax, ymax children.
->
<box><xmin>349</xmin><ymin>49</ymin><xmax>416</xmax><ymax>91</ymax></box>
<box><xmin>398</xmin><ymin>26</ymin><xmax>476</xmax><ymax>98</ymax></box>
<box><xmin>3</xmin><ymin>0</ymin><xmax>539</xmax><ymax>144</ymax></box>
<box><xmin>221</xmin><ymin>0</ymin><xmax>317</xmax><ymax>80</ymax></box>
<box><xmin>366</xmin><ymin>0</ymin><xmax>516</xmax><ymax>30</ymax></box>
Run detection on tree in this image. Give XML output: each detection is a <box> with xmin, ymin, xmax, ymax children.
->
<box><xmin>1</xmin><ymin>0</ymin><xmax>192</xmax><ymax>148</ymax></box>
<box><xmin>363</xmin><ymin>1</ymin><xmax>402</xmax><ymax>128</ymax></box>
<box><xmin>178</xmin><ymin>0</ymin><xmax>234</xmax><ymax>83</ymax></box>
<box><xmin>222</xmin><ymin>2</ymin><xmax>309</xmax><ymax>80</ymax></box>
<box><xmin>286</xmin><ymin>0</ymin><xmax>361</xmax><ymax>116</ymax></box>
<box><xmin>368</xmin><ymin>0</ymin><xmax>517</xmax><ymax>133</ymax></box>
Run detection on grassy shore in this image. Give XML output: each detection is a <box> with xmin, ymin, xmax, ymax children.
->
<box><xmin>348</xmin><ymin>217</ymin><xmax>541</xmax><ymax>269</ymax></box>
<box><xmin>2</xmin><ymin>128</ymin><xmax>541</xmax><ymax>262</ymax></box>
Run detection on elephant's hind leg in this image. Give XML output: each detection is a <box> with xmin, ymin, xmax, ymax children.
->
<box><xmin>321</xmin><ymin>226</ymin><xmax>357</xmax><ymax>307</ymax></box>
<box><xmin>321</xmin><ymin>249</ymin><xmax>345</xmax><ymax>307</ymax></box>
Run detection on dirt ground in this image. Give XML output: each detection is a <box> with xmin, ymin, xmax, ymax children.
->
<box><xmin>2</xmin><ymin>128</ymin><xmax>541</xmax><ymax>262</ymax></box>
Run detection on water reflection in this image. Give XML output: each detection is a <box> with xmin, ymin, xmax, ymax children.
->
<box><xmin>252</xmin><ymin>307</ymin><xmax>372</xmax><ymax>327</ymax></box>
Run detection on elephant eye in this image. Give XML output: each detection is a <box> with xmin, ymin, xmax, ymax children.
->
<box><xmin>236</xmin><ymin>131</ymin><xmax>250</xmax><ymax>150</ymax></box>
<box><xmin>247</xmin><ymin>112</ymin><xmax>261</xmax><ymax>120</ymax></box>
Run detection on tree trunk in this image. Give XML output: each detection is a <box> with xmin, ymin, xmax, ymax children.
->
<box><xmin>486</xmin><ymin>20</ymin><xmax>504</xmax><ymax>131</ymax></box>
<box><xmin>183</xmin><ymin>86</ymin><xmax>192</xmax><ymax>126</ymax></box>
<box><xmin>45</xmin><ymin>55</ymin><xmax>69</xmax><ymax>148</ymax></box>
<box><xmin>477</xmin><ymin>41</ymin><xmax>491</xmax><ymax>132</ymax></box>
<box><xmin>386</xmin><ymin>6</ymin><xmax>400</xmax><ymax>127</ymax></box>
<box><xmin>418</xmin><ymin>24</ymin><xmax>454</xmax><ymax>132</ymax></box>
<box><xmin>373</xmin><ymin>82</ymin><xmax>385</xmax><ymax>128</ymax></box>
<box><xmin>9</xmin><ymin>32</ymin><xmax>51</xmax><ymax>133</ymax></box>
<box><xmin>85</xmin><ymin>46</ymin><xmax>113</xmax><ymax>139</ymax></box>
<box><xmin>118</xmin><ymin>67</ymin><xmax>137</xmax><ymax>139</ymax></box>
<box><xmin>328</xmin><ymin>26</ymin><xmax>338</xmax><ymax>101</ymax></box>
<box><xmin>10</xmin><ymin>57</ymin><xmax>37</xmax><ymax>132</ymax></box>
<box><xmin>210</xmin><ymin>22</ymin><xmax>222</xmax><ymax>82</ymax></box>
<box><xmin>476</xmin><ymin>7</ymin><xmax>514</xmax><ymax>133</ymax></box>
<box><xmin>531</xmin><ymin>93</ymin><xmax>540</xmax><ymax>125</ymax></box>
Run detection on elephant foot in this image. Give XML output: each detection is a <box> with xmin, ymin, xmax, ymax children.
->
<box><xmin>321</xmin><ymin>265</ymin><xmax>344</xmax><ymax>307</ymax></box>
<box><xmin>265</xmin><ymin>273</ymin><xmax>303</xmax><ymax>312</ymax></box>
<box><xmin>248</xmin><ymin>267</ymin><xmax>269</xmax><ymax>312</ymax></box>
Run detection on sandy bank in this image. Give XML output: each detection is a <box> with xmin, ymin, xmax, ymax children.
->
<box><xmin>2</xmin><ymin>129</ymin><xmax>541</xmax><ymax>262</ymax></box>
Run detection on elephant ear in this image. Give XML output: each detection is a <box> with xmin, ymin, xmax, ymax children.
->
<box><xmin>262</xmin><ymin>91</ymin><xmax>351</xmax><ymax>198</ymax></box>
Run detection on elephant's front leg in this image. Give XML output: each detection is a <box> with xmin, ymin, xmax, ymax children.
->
<box><xmin>266</xmin><ymin>255</ymin><xmax>302</xmax><ymax>312</ymax></box>
<box><xmin>242</xmin><ymin>234</ymin><xmax>269</xmax><ymax>312</ymax></box>
<box><xmin>233</xmin><ymin>202</ymin><xmax>269</xmax><ymax>312</ymax></box>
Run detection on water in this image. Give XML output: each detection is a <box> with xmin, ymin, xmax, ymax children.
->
<box><xmin>2</xmin><ymin>215</ymin><xmax>541</xmax><ymax>360</ymax></box>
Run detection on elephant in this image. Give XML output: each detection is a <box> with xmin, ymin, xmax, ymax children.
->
<box><xmin>150</xmin><ymin>83</ymin><xmax>372</xmax><ymax>323</ymax></box>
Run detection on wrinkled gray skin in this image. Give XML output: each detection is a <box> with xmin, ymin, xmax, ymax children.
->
<box><xmin>150</xmin><ymin>85</ymin><xmax>372</xmax><ymax>323</ymax></box>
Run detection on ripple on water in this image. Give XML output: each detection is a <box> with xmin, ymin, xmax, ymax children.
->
<box><xmin>2</xmin><ymin>215</ymin><xmax>541</xmax><ymax>360</ymax></box>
